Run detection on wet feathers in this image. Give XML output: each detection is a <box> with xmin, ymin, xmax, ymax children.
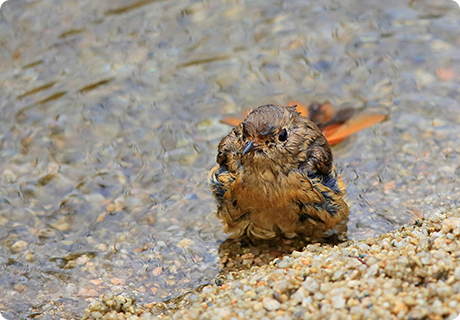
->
<box><xmin>209</xmin><ymin>104</ymin><xmax>349</xmax><ymax>239</ymax></box>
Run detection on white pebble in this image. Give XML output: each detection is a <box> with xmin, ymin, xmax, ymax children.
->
<box><xmin>366</xmin><ymin>264</ymin><xmax>379</xmax><ymax>276</ymax></box>
<box><xmin>262</xmin><ymin>297</ymin><xmax>280</xmax><ymax>311</ymax></box>
<box><xmin>331</xmin><ymin>294</ymin><xmax>346</xmax><ymax>309</ymax></box>
<box><xmin>455</xmin><ymin>267</ymin><xmax>460</xmax><ymax>280</ymax></box>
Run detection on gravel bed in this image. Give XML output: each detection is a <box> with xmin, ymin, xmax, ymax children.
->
<box><xmin>82</xmin><ymin>208</ymin><xmax>460</xmax><ymax>320</ymax></box>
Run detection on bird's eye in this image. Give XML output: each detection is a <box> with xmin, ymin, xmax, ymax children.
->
<box><xmin>278</xmin><ymin>129</ymin><xmax>288</xmax><ymax>142</ymax></box>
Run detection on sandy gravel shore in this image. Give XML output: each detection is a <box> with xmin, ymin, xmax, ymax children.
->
<box><xmin>82</xmin><ymin>208</ymin><xmax>460</xmax><ymax>320</ymax></box>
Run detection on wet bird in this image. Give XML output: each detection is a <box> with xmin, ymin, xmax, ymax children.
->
<box><xmin>209</xmin><ymin>104</ymin><xmax>350</xmax><ymax>239</ymax></box>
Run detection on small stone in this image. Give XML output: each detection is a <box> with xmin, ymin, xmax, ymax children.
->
<box><xmin>366</xmin><ymin>264</ymin><xmax>379</xmax><ymax>276</ymax></box>
<box><xmin>436</xmin><ymin>286</ymin><xmax>452</xmax><ymax>298</ymax></box>
<box><xmin>441</xmin><ymin>218</ymin><xmax>460</xmax><ymax>234</ymax></box>
<box><xmin>415</xmin><ymin>70</ymin><xmax>435</xmax><ymax>88</ymax></box>
<box><xmin>331</xmin><ymin>294</ymin><xmax>346</xmax><ymax>309</ymax></box>
<box><xmin>110</xmin><ymin>278</ymin><xmax>125</xmax><ymax>285</ymax></box>
<box><xmin>277</xmin><ymin>258</ymin><xmax>293</xmax><ymax>268</ymax></box>
<box><xmin>66</xmin><ymin>284</ymin><xmax>77</xmax><ymax>294</ymax></box>
<box><xmin>244</xmin><ymin>290</ymin><xmax>257</xmax><ymax>299</ymax></box>
<box><xmin>292</xmin><ymin>251</ymin><xmax>303</xmax><ymax>258</ymax></box>
<box><xmin>177</xmin><ymin>239</ymin><xmax>194</xmax><ymax>248</ymax></box>
<box><xmin>263</xmin><ymin>297</ymin><xmax>280</xmax><ymax>311</ymax></box>
<box><xmin>332</xmin><ymin>271</ymin><xmax>343</xmax><ymax>281</ymax></box>
<box><xmin>392</xmin><ymin>300</ymin><xmax>408</xmax><ymax>315</ymax></box>
<box><xmin>91</xmin><ymin>311</ymin><xmax>103</xmax><ymax>319</ymax></box>
<box><xmin>110</xmin><ymin>286</ymin><xmax>123</xmax><ymax>295</ymax></box>
<box><xmin>455</xmin><ymin>267</ymin><xmax>460</xmax><ymax>280</ymax></box>
<box><xmin>306</xmin><ymin>244</ymin><xmax>319</xmax><ymax>252</ymax></box>
<box><xmin>365</xmin><ymin>237</ymin><xmax>377</xmax><ymax>245</ymax></box>
<box><xmin>253</xmin><ymin>302</ymin><xmax>263</xmax><ymax>311</ymax></box>
<box><xmin>11</xmin><ymin>240</ymin><xmax>28</xmax><ymax>252</ymax></box>
<box><xmin>290</xmin><ymin>287</ymin><xmax>307</xmax><ymax>305</ymax></box>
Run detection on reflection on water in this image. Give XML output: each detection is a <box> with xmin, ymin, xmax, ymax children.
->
<box><xmin>0</xmin><ymin>0</ymin><xmax>459</xmax><ymax>318</ymax></box>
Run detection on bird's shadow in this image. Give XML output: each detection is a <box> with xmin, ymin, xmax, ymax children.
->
<box><xmin>217</xmin><ymin>226</ymin><xmax>348</xmax><ymax>277</ymax></box>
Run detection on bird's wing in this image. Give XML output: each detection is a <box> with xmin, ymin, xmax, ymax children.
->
<box><xmin>294</xmin><ymin>169</ymin><xmax>349</xmax><ymax>230</ymax></box>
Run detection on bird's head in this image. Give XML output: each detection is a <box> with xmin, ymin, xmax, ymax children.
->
<box><xmin>238</xmin><ymin>104</ymin><xmax>333</xmax><ymax>176</ymax></box>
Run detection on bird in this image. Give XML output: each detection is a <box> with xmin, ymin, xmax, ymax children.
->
<box><xmin>209</xmin><ymin>104</ymin><xmax>350</xmax><ymax>240</ymax></box>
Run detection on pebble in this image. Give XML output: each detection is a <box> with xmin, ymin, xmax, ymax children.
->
<box><xmin>276</xmin><ymin>258</ymin><xmax>294</xmax><ymax>269</ymax></box>
<box><xmin>331</xmin><ymin>294</ymin><xmax>345</xmax><ymax>309</ymax></box>
<box><xmin>262</xmin><ymin>297</ymin><xmax>280</xmax><ymax>311</ymax></box>
<box><xmin>11</xmin><ymin>240</ymin><xmax>28</xmax><ymax>252</ymax></box>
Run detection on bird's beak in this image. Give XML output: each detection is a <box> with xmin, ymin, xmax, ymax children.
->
<box><xmin>243</xmin><ymin>140</ymin><xmax>260</xmax><ymax>155</ymax></box>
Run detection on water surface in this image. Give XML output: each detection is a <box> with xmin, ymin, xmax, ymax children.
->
<box><xmin>0</xmin><ymin>0</ymin><xmax>459</xmax><ymax>318</ymax></box>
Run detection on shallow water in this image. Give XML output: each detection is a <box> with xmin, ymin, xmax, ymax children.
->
<box><xmin>0</xmin><ymin>0</ymin><xmax>459</xmax><ymax>318</ymax></box>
